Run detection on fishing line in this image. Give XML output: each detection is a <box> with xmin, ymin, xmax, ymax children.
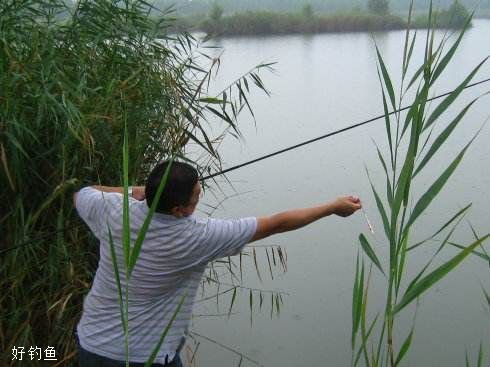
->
<box><xmin>3</xmin><ymin>77</ymin><xmax>490</xmax><ymax>255</ymax></box>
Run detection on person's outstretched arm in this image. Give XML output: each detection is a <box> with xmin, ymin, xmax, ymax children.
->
<box><xmin>250</xmin><ymin>196</ymin><xmax>361</xmax><ymax>242</ymax></box>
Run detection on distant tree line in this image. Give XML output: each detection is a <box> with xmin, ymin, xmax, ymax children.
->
<box><xmin>154</xmin><ymin>0</ymin><xmax>485</xmax><ymax>16</ymax></box>
<box><xmin>199</xmin><ymin>11</ymin><xmax>407</xmax><ymax>36</ymax></box>
<box><xmin>160</xmin><ymin>0</ymin><xmax>472</xmax><ymax>37</ymax></box>
<box><xmin>368</xmin><ymin>0</ymin><xmax>389</xmax><ymax>15</ymax></box>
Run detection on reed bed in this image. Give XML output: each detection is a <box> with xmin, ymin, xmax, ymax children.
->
<box><xmin>0</xmin><ymin>0</ymin><xmax>272</xmax><ymax>365</ymax></box>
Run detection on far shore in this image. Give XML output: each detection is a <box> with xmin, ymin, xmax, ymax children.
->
<box><xmin>158</xmin><ymin>10</ymin><xmax>475</xmax><ymax>39</ymax></box>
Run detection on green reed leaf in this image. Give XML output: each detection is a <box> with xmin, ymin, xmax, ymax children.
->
<box><xmin>477</xmin><ymin>342</ymin><xmax>483</xmax><ymax>367</ymax></box>
<box><xmin>237</xmin><ymin>80</ymin><xmax>255</xmax><ymax>118</ymax></box>
<box><xmin>402</xmin><ymin>0</ymin><xmax>414</xmax><ymax>76</ymax></box>
<box><xmin>352</xmin><ymin>254</ymin><xmax>364</xmax><ymax>350</ymax></box>
<box><xmin>228</xmin><ymin>287</ymin><xmax>237</xmax><ymax>318</ymax></box>
<box><xmin>413</xmin><ymin>98</ymin><xmax>478</xmax><ymax>177</ymax></box>
<box><xmin>373</xmin><ymin>143</ymin><xmax>388</xmax><ymax>177</ymax></box>
<box><xmin>354</xmin><ymin>313</ymin><xmax>379</xmax><ymax>367</ymax></box>
<box><xmin>207</xmin><ymin>105</ymin><xmax>233</xmax><ymax>125</ymax></box>
<box><xmin>468</xmin><ymin>221</ymin><xmax>480</xmax><ymax>240</ymax></box>
<box><xmin>144</xmin><ymin>293</ymin><xmax>186</xmax><ymax>367</ymax></box>
<box><xmin>359</xmin><ymin>234</ymin><xmax>384</xmax><ymax>276</ymax></box>
<box><xmin>393</xmin><ymin>122</ymin><xmax>417</xmax><ymax>217</ymax></box>
<box><xmin>424</xmin><ymin>0</ymin><xmax>433</xmax><ymax>65</ymax></box>
<box><xmin>430</xmin><ymin>14</ymin><xmax>473</xmax><ymax>86</ymax></box>
<box><xmin>404</xmin><ymin>261</ymin><xmax>430</xmax><ymax>301</ymax></box>
<box><xmin>253</xmin><ymin>247</ymin><xmax>262</xmax><ymax>281</ymax></box>
<box><xmin>404</xmin><ymin>139</ymin><xmax>474</xmax><ymax>232</ymax></box>
<box><xmin>352</xmin><ymin>253</ymin><xmax>360</xmax><ymax>349</ymax></box>
<box><xmin>123</xmin><ymin>124</ymin><xmax>131</xmax><ymax>269</ymax></box>
<box><xmin>424</xmin><ymin>57</ymin><xmax>488</xmax><ymax>131</ymax></box>
<box><xmin>375</xmin><ymin>319</ymin><xmax>386</xmax><ymax>367</ymax></box>
<box><xmin>249</xmin><ymin>289</ymin><xmax>253</xmax><ymax>314</ymax></box>
<box><xmin>406</xmin><ymin>61</ymin><xmax>425</xmax><ymax>92</ymax></box>
<box><xmin>482</xmin><ymin>287</ymin><xmax>490</xmax><ymax>308</ymax></box>
<box><xmin>404</xmin><ymin>31</ymin><xmax>417</xmax><ymax>79</ymax></box>
<box><xmin>467</xmin><ymin>221</ymin><xmax>490</xmax><ymax>259</ymax></box>
<box><xmin>359</xmin><ymin>268</ymin><xmax>373</xmax><ymax>367</ymax></box>
<box><xmin>395</xmin><ymin>232</ymin><xmax>409</xmax><ymax>297</ymax></box>
<box><xmin>427</xmin><ymin>17</ymin><xmax>437</xmax><ymax>77</ymax></box>
<box><xmin>395</xmin><ymin>329</ymin><xmax>413</xmax><ymax>366</ymax></box>
<box><xmin>128</xmin><ymin>158</ymin><xmax>173</xmax><ymax>276</ymax></box>
<box><xmin>373</xmin><ymin>142</ymin><xmax>394</xmax><ymax>206</ymax></box>
<box><xmin>394</xmin><ymin>234</ymin><xmax>490</xmax><ymax>314</ymax></box>
<box><xmin>407</xmin><ymin>213</ymin><xmax>465</xmax><ymax>298</ymax></box>
<box><xmin>401</xmin><ymin>83</ymin><xmax>429</xmax><ymax>140</ymax></box>
<box><xmin>380</xmin><ymin>84</ymin><xmax>394</xmax><ymax>168</ymax></box>
<box><xmin>367</xmin><ymin>169</ymin><xmax>391</xmax><ymax>240</ymax></box>
<box><xmin>107</xmin><ymin>224</ymin><xmax>127</xmax><ymax>335</ymax></box>
<box><xmin>447</xmin><ymin>242</ymin><xmax>489</xmax><ymax>262</ymax></box>
<box><xmin>184</xmin><ymin>129</ymin><xmax>215</xmax><ymax>156</ymax></box>
<box><xmin>408</xmin><ymin>204</ymin><xmax>472</xmax><ymax>251</ymax></box>
<box><xmin>376</xmin><ymin>45</ymin><xmax>396</xmax><ymax>110</ymax></box>
<box><xmin>405</xmin><ymin>36</ymin><xmax>444</xmax><ymax>92</ymax></box>
<box><xmin>398</xmin><ymin>84</ymin><xmax>429</xmax><ymax>212</ymax></box>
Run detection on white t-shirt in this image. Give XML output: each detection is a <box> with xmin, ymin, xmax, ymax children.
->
<box><xmin>75</xmin><ymin>187</ymin><xmax>257</xmax><ymax>364</ymax></box>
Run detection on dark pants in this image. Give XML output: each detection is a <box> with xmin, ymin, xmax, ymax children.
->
<box><xmin>78</xmin><ymin>345</ymin><xmax>183</xmax><ymax>367</ymax></box>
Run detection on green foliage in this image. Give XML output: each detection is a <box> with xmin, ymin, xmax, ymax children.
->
<box><xmin>301</xmin><ymin>3</ymin><xmax>314</xmax><ymax>19</ymax></box>
<box><xmin>0</xmin><ymin>0</ymin><xmax>271</xmax><ymax>364</ymax></box>
<box><xmin>351</xmin><ymin>2</ymin><xmax>489</xmax><ymax>365</ymax></box>
<box><xmin>414</xmin><ymin>0</ymin><xmax>471</xmax><ymax>28</ymax></box>
<box><xmin>368</xmin><ymin>0</ymin><xmax>390</xmax><ymax>15</ymax></box>
<box><xmin>465</xmin><ymin>343</ymin><xmax>485</xmax><ymax>367</ymax></box>
<box><xmin>209</xmin><ymin>1</ymin><xmax>224</xmax><ymax>23</ymax></box>
<box><xmin>441</xmin><ymin>0</ymin><xmax>470</xmax><ymax>27</ymax></box>
<box><xmin>181</xmin><ymin>5</ymin><xmax>469</xmax><ymax>37</ymax></box>
<box><xmin>199</xmin><ymin>11</ymin><xmax>406</xmax><ymax>36</ymax></box>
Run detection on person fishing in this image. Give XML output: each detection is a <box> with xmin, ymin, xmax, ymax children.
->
<box><xmin>74</xmin><ymin>160</ymin><xmax>362</xmax><ymax>367</ymax></box>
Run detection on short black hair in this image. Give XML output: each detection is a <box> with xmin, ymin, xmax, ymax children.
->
<box><xmin>145</xmin><ymin>160</ymin><xmax>198</xmax><ymax>213</ymax></box>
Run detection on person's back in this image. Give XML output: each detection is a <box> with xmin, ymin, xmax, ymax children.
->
<box><xmin>76</xmin><ymin>182</ymin><xmax>256</xmax><ymax>365</ymax></box>
<box><xmin>75</xmin><ymin>160</ymin><xmax>361</xmax><ymax>366</ymax></box>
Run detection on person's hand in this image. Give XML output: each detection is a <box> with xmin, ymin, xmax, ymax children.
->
<box><xmin>332</xmin><ymin>196</ymin><xmax>362</xmax><ymax>217</ymax></box>
<box><xmin>132</xmin><ymin>186</ymin><xmax>146</xmax><ymax>201</ymax></box>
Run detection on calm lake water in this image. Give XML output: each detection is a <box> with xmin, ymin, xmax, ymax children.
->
<box><xmin>188</xmin><ymin>20</ymin><xmax>490</xmax><ymax>366</ymax></box>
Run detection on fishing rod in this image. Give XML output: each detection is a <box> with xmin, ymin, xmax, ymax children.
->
<box><xmin>200</xmin><ymin>77</ymin><xmax>490</xmax><ymax>181</ymax></box>
<box><xmin>2</xmin><ymin>76</ymin><xmax>490</xmax><ymax>255</ymax></box>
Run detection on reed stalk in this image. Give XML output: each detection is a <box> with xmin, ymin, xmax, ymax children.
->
<box><xmin>351</xmin><ymin>2</ymin><xmax>490</xmax><ymax>366</ymax></box>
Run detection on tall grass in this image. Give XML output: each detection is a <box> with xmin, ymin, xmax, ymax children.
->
<box><xmin>351</xmin><ymin>2</ymin><xmax>489</xmax><ymax>366</ymax></box>
<box><xmin>0</xmin><ymin>0</ymin><xmax>272</xmax><ymax>364</ymax></box>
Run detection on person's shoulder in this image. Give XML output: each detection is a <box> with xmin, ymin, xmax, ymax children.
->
<box><xmin>76</xmin><ymin>186</ymin><xmax>123</xmax><ymax>209</ymax></box>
